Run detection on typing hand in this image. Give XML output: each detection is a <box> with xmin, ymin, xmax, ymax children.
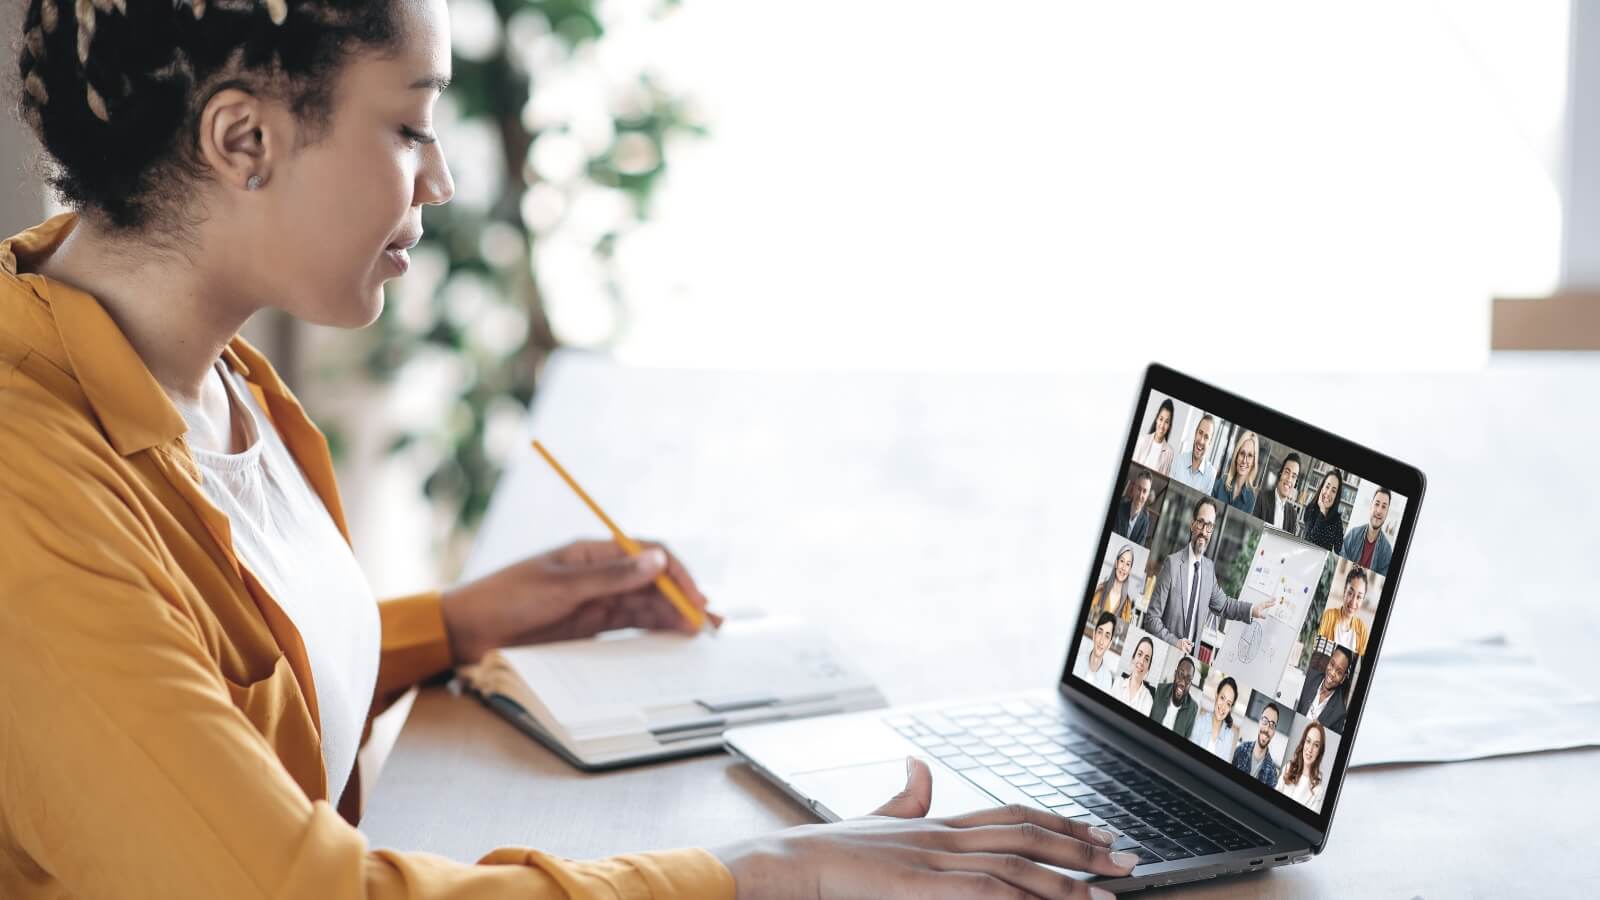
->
<box><xmin>439</xmin><ymin>538</ymin><xmax>721</xmax><ymax>664</ymax></box>
<box><xmin>711</xmin><ymin>758</ymin><xmax>1134</xmax><ymax>899</ymax></box>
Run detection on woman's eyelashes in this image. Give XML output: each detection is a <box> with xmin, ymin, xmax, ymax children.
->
<box><xmin>400</xmin><ymin>125</ymin><xmax>438</xmax><ymax>148</ymax></box>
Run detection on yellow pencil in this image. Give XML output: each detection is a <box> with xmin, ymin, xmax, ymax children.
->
<box><xmin>530</xmin><ymin>440</ymin><xmax>713</xmax><ymax>633</ymax></box>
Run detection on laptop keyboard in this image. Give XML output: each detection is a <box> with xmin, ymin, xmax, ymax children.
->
<box><xmin>885</xmin><ymin>698</ymin><xmax>1269</xmax><ymax>865</ymax></box>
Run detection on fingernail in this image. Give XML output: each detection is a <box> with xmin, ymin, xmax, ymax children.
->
<box><xmin>640</xmin><ymin>548</ymin><xmax>667</xmax><ymax>570</ymax></box>
<box><xmin>1110</xmin><ymin>851</ymin><xmax>1140</xmax><ymax>869</ymax></box>
<box><xmin>905</xmin><ymin>756</ymin><xmax>916</xmax><ymax>779</ymax></box>
<box><xmin>1090</xmin><ymin>888</ymin><xmax>1116</xmax><ymax>900</ymax></box>
<box><xmin>1088</xmin><ymin>826</ymin><xmax>1116</xmax><ymax>845</ymax></box>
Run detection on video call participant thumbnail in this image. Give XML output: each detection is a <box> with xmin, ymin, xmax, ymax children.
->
<box><xmin>1144</xmin><ymin>497</ymin><xmax>1280</xmax><ymax>654</ymax></box>
<box><xmin>1211</xmin><ymin>430</ymin><xmax>1260</xmax><ymax>514</ymax></box>
<box><xmin>1295</xmin><ymin>645</ymin><xmax>1353</xmax><ymax>733</ymax></box>
<box><xmin>1072</xmin><ymin>612</ymin><xmax>1119</xmax><ymax>691</ymax></box>
<box><xmin>1318</xmin><ymin>567</ymin><xmax>1371</xmax><ymax>655</ymax></box>
<box><xmin>1253</xmin><ymin>452</ymin><xmax>1302</xmax><ymax>535</ymax></box>
<box><xmin>1134</xmin><ymin>398</ymin><xmax>1177</xmax><ymax>476</ymax></box>
<box><xmin>1189</xmin><ymin>675</ymin><xmax>1240</xmax><ymax>761</ymax></box>
<box><xmin>1090</xmin><ymin>543</ymin><xmax>1140</xmax><ymax>625</ymax></box>
<box><xmin>1301</xmin><ymin>467</ymin><xmax>1347</xmax><ymax>552</ymax></box>
<box><xmin>1341</xmin><ymin>487</ymin><xmax>1394</xmax><ymax>576</ymax></box>
<box><xmin>1231</xmin><ymin>701</ymin><xmax>1283</xmax><ymax>787</ymax></box>
<box><xmin>1149</xmin><ymin>655</ymin><xmax>1199</xmax><ymax>736</ymax></box>
<box><xmin>1113</xmin><ymin>472</ymin><xmax>1154</xmax><ymax>546</ymax></box>
<box><xmin>1113</xmin><ymin>633</ymin><xmax>1158</xmax><ymax>715</ymax></box>
<box><xmin>1171</xmin><ymin>413</ymin><xmax>1216</xmax><ymax>492</ymax></box>
<box><xmin>1276</xmin><ymin>720</ymin><xmax>1329</xmax><ymax>813</ymax></box>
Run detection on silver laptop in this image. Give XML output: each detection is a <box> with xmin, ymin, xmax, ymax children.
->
<box><xmin>726</xmin><ymin>363</ymin><xmax>1424</xmax><ymax>892</ymax></box>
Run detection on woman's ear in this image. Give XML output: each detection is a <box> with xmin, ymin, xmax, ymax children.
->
<box><xmin>197</xmin><ymin>88</ymin><xmax>279</xmax><ymax>191</ymax></box>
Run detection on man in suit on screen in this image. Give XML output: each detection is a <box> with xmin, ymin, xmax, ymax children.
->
<box><xmin>1145</xmin><ymin>497</ymin><xmax>1279</xmax><ymax>654</ymax></box>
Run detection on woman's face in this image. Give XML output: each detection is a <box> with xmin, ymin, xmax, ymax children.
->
<box><xmin>1318</xmin><ymin>474</ymin><xmax>1339</xmax><ymax>511</ymax></box>
<box><xmin>1303</xmin><ymin>727</ymin><xmax>1323</xmax><ymax>766</ymax></box>
<box><xmin>1342</xmin><ymin>576</ymin><xmax>1365</xmax><ymax>616</ymax></box>
<box><xmin>1131</xmin><ymin>642</ymin><xmax>1152</xmax><ymax>679</ymax></box>
<box><xmin>1155</xmin><ymin>408</ymin><xmax>1172</xmax><ymax>441</ymax></box>
<box><xmin>1114</xmin><ymin>551</ymin><xmax>1133</xmax><ymax>584</ymax></box>
<box><xmin>1235</xmin><ymin>439</ymin><xmax>1255</xmax><ymax>477</ymax></box>
<box><xmin>251</xmin><ymin>0</ymin><xmax>455</xmax><ymax>329</ymax></box>
<box><xmin>1215</xmin><ymin>684</ymin><xmax>1236</xmax><ymax>722</ymax></box>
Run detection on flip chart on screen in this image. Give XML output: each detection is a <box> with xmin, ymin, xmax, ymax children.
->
<box><xmin>1216</xmin><ymin>531</ymin><xmax>1328</xmax><ymax>691</ymax></box>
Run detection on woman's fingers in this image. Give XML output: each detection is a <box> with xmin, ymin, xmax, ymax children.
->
<box><xmin>943</xmin><ymin>824</ymin><xmax>1137</xmax><ymax>878</ymax></box>
<box><xmin>924</xmin><ymin>852</ymin><xmax>1117</xmax><ymax>899</ymax></box>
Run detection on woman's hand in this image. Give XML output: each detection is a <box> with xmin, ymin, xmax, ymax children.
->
<box><xmin>711</xmin><ymin>758</ymin><xmax>1136</xmax><ymax>899</ymax></box>
<box><xmin>439</xmin><ymin>539</ymin><xmax>721</xmax><ymax>664</ymax></box>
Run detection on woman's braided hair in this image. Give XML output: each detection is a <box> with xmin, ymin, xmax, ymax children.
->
<box><xmin>14</xmin><ymin>0</ymin><xmax>401</xmax><ymax>232</ymax></box>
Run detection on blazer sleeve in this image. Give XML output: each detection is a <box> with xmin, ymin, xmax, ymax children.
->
<box><xmin>1144</xmin><ymin>558</ymin><xmax>1178</xmax><ymax>644</ymax></box>
<box><xmin>369</xmin><ymin>590</ymin><xmax>456</xmax><ymax>720</ymax></box>
<box><xmin>1207</xmin><ymin>567</ymin><xmax>1253</xmax><ymax>624</ymax></box>
<box><xmin>0</xmin><ymin>451</ymin><xmax>733</xmax><ymax>900</ymax></box>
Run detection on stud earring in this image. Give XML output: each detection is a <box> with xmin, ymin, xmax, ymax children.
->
<box><xmin>246</xmin><ymin>175</ymin><xmax>263</xmax><ymax>191</ymax></box>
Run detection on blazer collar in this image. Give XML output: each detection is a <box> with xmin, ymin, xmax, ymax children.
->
<box><xmin>2</xmin><ymin>213</ymin><xmax>254</xmax><ymax>457</ymax></box>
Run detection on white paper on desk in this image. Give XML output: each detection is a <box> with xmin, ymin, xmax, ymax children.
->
<box><xmin>1351</xmin><ymin>636</ymin><xmax>1600</xmax><ymax>767</ymax></box>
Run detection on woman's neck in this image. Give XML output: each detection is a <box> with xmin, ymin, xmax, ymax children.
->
<box><xmin>34</xmin><ymin>219</ymin><xmax>256</xmax><ymax>405</ymax></box>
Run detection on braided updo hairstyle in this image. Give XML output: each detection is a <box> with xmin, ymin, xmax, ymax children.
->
<box><xmin>14</xmin><ymin>0</ymin><xmax>402</xmax><ymax>232</ymax></box>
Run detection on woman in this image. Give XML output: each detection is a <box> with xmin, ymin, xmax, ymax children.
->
<box><xmin>1115</xmin><ymin>635</ymin><xmax>1157</xmax><ymax>715</ymax></box>
<box><xmin>1301</xmin><ymin>468</ymin><xmax>1347</xmax><ymax>552</ymax></box>
<box><xmin>1317</xmin><ymin>566</ymin><xmax>1370</xmax><ymax>655</ymax></box>
<box><xmin>1276</xmin><ymin>721</ymin><xmax>1328</xmax><ymax>813</ymax></box>
<box><xmin>1072</xmin><ymin>612</ymin><xmax>1120</xmax><ymax>692</ymax></box>
<box><xmin>0</xmin><ymin>1</ymin><xmax>1135</xmax><ymax>896</ymax></box>
<box><xmin>1187</xmin><ymin>676</ymin><xmax>1239</xmax><ymax>761</ymax></box>
<box><xmin>1211</xmin><ymin>429</ymin><xmax>1258</xmax><ymax>513</ymax></box>
<box><xmin>1133</xmin><ymin>398</ymin><xmax>1176</xmax><ymax>475</ymax></box>
<box><xmin>1089</xmin><ymin>544</ymin><xmax>1139</xmax><ymax>625</ymax></box>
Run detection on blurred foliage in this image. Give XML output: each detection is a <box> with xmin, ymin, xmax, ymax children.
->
<box><xmin>312</xmin><ymin>0</ymin><xmax>702</xmax><ymax>545</ymax></box>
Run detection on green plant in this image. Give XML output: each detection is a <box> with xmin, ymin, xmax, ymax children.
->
<box><xmin>308</xmin><ymin>0</ymin><xmax>703</xmax><ymax>555</ymax></box>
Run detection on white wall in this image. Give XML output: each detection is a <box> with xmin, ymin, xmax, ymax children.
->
<box><xmin>554</xmin><ymin>0</ymin><xmax>1570</xmax><ymax>373</ymax></box>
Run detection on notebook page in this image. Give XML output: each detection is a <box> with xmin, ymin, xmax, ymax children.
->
<box><xmin>494</xmin><ymin>617</ymin><xmax>876</xmax><ymax>738</ymax></box>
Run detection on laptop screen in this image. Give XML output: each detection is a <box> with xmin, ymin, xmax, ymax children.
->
<box><xmin>1065</xmin><ymin>373</ymin><xmax>1418</xmax><ymax>827</ymax></box>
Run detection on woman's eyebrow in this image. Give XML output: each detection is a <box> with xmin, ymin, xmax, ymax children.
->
<box><xmin>409</xmin><ymin>74</ymin><xmax>452</xmax><ymax>92</ymax></box>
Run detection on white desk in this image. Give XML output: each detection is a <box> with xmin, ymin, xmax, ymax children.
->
<box><xmin>361</xmin><ymin>353</ymin><xmax>1600</xmax><ymax>897</ymax></box>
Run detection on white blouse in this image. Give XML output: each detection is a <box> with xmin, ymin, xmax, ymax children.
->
<box><xmin>1117</xmin><ymin>679</ymin><xmax>1154</xmax><ymax>716</ymax></box>
<box><xmin>175</xmin><ymin>360</ymin><xmax>381</xmax><ymax>801</ymax></box>
<box><xmin>1276</xmin><ymin>769</ymin><xmax>1325</xmax><ymax>812</ymax></box>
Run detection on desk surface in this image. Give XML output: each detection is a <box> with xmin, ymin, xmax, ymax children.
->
<box><xmin>361</xmin><ymin>355</ymin><xmax>1600</xmax><ymax>897</ymax></box>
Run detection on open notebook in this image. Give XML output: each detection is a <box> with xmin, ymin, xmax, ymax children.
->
<box><xmin>457</xmin><ymin>617</ymin><xmax>887</xmax><ymax>770</ymax></box>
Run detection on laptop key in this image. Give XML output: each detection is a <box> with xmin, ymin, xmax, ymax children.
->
<box><xmin>1044</xmin><ymin>774</ymin><xmax>1080</xmax><ymax>788</ymax></box>
<box><xmin>990</xmin><ymin>764</ymin><xmax>1025</xmax><ymax>777</ymax></box>
<box><xmin>1142</xmin><ymin>839</ymin><xmax>1194</xmax><ymax>861</ymax></box>
<box><xmin>1067</xmin><ymin>812</ymin><xmax>1106</xmax><ymax>827</ymax></box>
<box><xmin>974</xmin><ymin>754</ymin><xmax>1008</xmax><ymax>766</ymax></box>
<box><xmin>1022</xmin><ymin>783</ymin><xmax>1059</xmax><ymax>798</ymax></box>
<box><xmin>1178</xmin><ymin>837</ymin><xmax>1222</xmax><ymax>857</ymax></box>
<box><xmin>943</xmin><ymin>755</ymin><xmax>980</xmax><ymax>771</ymax></box>
<box><xmin>1110</xmin><ymin>834</ymin><xmax>1143</xmax><ymax>852</ymax></box>
<box><xmin>1128</xmin><ymin>847</ymin><xmax>1164</xmax><ymax>866</ymax></box>
<box><xmin>1062</xmin><ymin>784</ymin><xmax>1099</xmax><ymax>798</ymax></box>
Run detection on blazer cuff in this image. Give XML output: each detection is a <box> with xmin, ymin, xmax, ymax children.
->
<box><xmin>474</xmin><ymin>847</ymin><xmax>738</xmax><ymax>900</ymax></box>
<box><xmin>375</xmin><ymin>591</ymin><xmax>456</xmax><ymax>701</ymax></box>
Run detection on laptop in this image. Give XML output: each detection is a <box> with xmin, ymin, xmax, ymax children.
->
<box><xmin>725</xmin><ymin>363</ymin><xmax>1424</xmax><ymax>892</ymax></box>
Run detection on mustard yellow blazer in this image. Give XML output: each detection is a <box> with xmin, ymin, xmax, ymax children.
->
<box><xmin>0</xmin><ymin>215</ymin><xmax>732</xmax><ymax>899</ymax></box>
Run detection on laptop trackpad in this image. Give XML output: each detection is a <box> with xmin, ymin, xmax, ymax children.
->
<box><xmin>791</xmin><ymin>759</ymin><xmax>1002</xmax><ymax>820</ymax></box>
